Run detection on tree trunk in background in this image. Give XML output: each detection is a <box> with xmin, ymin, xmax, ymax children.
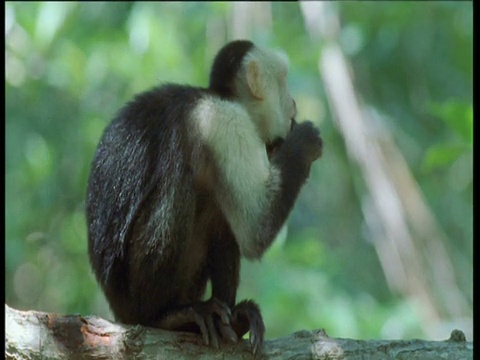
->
<box><xmin>299</xmin><ymin>1</ymin><xmax>471</xmax><ymax>338</ymax></box>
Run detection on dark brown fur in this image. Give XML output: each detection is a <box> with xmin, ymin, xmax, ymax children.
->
<box><xmin>86</xmin><ymin>41</ymin><xmax>322</xmax><ymax>353</ymax></box>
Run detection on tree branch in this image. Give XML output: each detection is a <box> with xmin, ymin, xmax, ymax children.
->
<box><xmin>5</xmin><ymin>305</ymin><xmax>472</xmax><ymax>359</ymax></box>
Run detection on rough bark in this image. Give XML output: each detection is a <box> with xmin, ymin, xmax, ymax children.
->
<box><xmin>5</xmin><ymin>304</ymin><xmax>472</xmax><ymax>359</ymax></box>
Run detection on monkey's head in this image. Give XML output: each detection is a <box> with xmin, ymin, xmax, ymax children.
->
<box><xmin>209</xmin><ymin>40</ymin><xmax>297</xmax><ymax>152</ymax></box>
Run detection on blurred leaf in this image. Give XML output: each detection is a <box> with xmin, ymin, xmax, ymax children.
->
<box><xmin>427</xmin><ymin>100</ymin><xmax>473</xmax><ymax>145</ymax></box>
<box><xmin>422</xmin><ymin>143</ymin><xmax>466</xmax><ymax>172</ymax></box>
<box><xmin>285</xmin><ymin>230</ymin><xmax>326</xmax><ymax>268</ymax></box>
<box><xmin>422</xmin><ymin>100</ymin><xmax>472</xmax><ymax>172</ymax></box>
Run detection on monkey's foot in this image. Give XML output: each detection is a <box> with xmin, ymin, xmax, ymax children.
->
<box><xmin>158</xmin><ymin>297</ymin><xmax>238</xmax><ymax>349</ymax></box>
<box><xmin>189</xmin><ymin>297</ymin><xmax>239</xmax><ymax>348</ymax></box>
<box><xmin>231</xmin><ymin>299</ymin><xmax>265</xmax><ymax>354</ymax></box>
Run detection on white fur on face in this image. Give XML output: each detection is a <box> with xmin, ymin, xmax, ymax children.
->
<box><xmin>192</xmin><ymin>96</ymin><xmax>280</xmax><ymax>259</ymax></box>
<box><xmin>239</xmin><ymin>47</ymin><xmax>293</xmax><ymax>143</ymax></box>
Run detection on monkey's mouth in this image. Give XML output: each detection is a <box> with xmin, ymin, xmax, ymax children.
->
<box><xmin>266</xmin><ymin>118</ymin><xmax>296</xmax><ymax>160</ymax></box>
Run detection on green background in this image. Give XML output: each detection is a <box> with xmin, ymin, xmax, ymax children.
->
<box><xmin>5</xmin><ymin>2</ymin><xmax>472</xmax><ymax>341</ymax></box>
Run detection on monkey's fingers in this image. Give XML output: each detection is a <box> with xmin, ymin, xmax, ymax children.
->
<box><xmin>207</xmin><ymin>297</ymin><xmax>238</xmax><ymax>343</ymax></box>
<box><xmin>217</xmin><ymin>322</ymin><xmax>239</xmax><ymax>344</ymax></box>
<box><xmin>207</xmin><ymin>297</ymin><xmax>232</xmax><ymax>325</ymax></box>
<box><xmin>206</xmin><ymin>315</ymin><xmax>220</xmax><ymax>349</ymax></box>
<box><xmin>288</xmin><ymin>121</ymin><xmax>323</xmax><ymax>163</ymax></box>
<box><xmin>190</xmin><ymin>298</ymin><xmax>236</xmax><ymax>346</ymax></box>
<box><xmin>190</xmin><ymin>307</ymin><xmax>210</xmax><ymax>346</ymax></box>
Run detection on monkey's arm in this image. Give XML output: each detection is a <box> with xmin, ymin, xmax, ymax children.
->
<box><xmin>249</xmin><ymin>120</ymin><xmax>322</xmax><ymax>258</ymax></box>
<box><xmin>208</xmin><ymin>228</ymin><xmax>265</xmax><ymax>353</ymax></box>
<box><xmin>208</xmin><ymin>228</ymin><xmax>241</xmax><ymax>307</ymax></box>
<box><xmin>264</xmin><ymin>120</ymin><xmax>322</xmax><ymax>235</ymax></box>
<box><xmin>194</xmin><ymin>99</ymin><xmax>322</xmax><ymax>260</ymax></box>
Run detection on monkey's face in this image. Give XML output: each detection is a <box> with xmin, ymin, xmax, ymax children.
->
<box><xmin>267</xmin><ymin>53</ymin><xmax>296</xmax><ymax>142</ymax></box>
<box><xmin>231</xmin><ymin>45</ymin><xmax>298</xmax><ymax>156</ymax></box>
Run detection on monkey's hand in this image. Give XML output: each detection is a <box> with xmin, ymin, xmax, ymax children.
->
<box><xmin>270</xmin><ymin>120</ymin><xmax>322</xmax><ymax>179</ymax></box>
<box><xmin>289</xmin><ymin>120</ymin><xmax>323</xmax><ymax>164</ymax></box>
<box><xmin>231</xmin><ymin>300</ymin><xmax>265</xmax><ymax>355</ymax></box>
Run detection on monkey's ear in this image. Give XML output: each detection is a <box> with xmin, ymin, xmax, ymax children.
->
<box><xmin>246</xmin><ymin>60</ymin><xmax>264</xmax><ymax>100</ymax></box>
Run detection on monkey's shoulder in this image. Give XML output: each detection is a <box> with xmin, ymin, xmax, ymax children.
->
<box><xmin>115</xmin><ymin>84</ymin><xmax>246</xmax><ymax>125</ymax></box>
<box><xmin>119</xmin><ymin>84</ymin><xmax>205</xmax><ymax>120</ymax></box>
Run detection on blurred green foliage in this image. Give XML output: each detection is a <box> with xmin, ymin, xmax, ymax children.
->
<box><xmin>5</xmin><ymin>2</ymin><xmax>472</xmax><ymax>341</ymax></box>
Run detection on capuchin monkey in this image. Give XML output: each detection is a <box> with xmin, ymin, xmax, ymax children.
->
<box><xmin>86</xmin><ymin>40</ymin><xmax>322</xmax><ymax>354</ymax></box>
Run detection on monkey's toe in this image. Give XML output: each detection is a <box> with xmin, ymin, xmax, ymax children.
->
<box><xmin>189</xmin><ymin>297</ymin><xmax>239</xmax><ymax>347</ymax></box>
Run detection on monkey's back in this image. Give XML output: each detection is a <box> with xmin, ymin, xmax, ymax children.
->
<box><xmin>86</xmin><ymin>84</ymin><xmax>215</xmax><ymax>324</ymax></box>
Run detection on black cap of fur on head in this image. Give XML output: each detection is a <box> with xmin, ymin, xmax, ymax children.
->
<box><xmin>209</xmin><ymin>40</ymin><xmax>254</xmax><ymax>99</ymax></box>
